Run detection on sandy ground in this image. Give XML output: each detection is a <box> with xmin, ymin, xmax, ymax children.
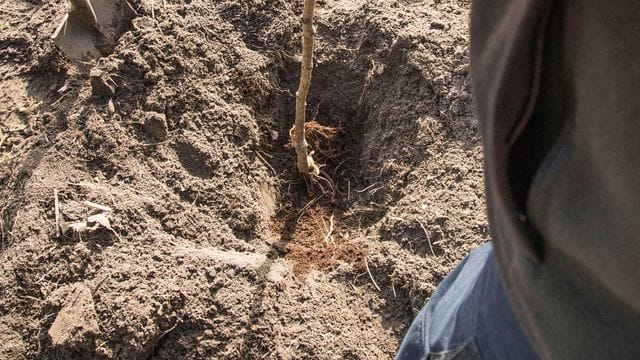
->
<box><xmin>0</xmin><ymin>0</ymin><xmax>486</xmax><ymax>358</ymax></box>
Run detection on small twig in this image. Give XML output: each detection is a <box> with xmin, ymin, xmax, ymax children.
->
<box><xmin>256</xmin><ymin>151</ymin><xmax>277</xmax><ymax>176</ymax></box>
<box><xmin>36</xmin><ymin>267</ymin><xmax>56</xmax><ymax>285</ymax></box>
<box><xmin>54</xmin><ymin>189</ymin><xmax>61</xmax><ymax>238</ymax></box>
<box><xmin>109</xmin><ymin>227</ymin><xmax>124</xmax><ymax>242</ymax></box>
<box><xmin>257</xmin><ymin>149</ymin><xmax>273</xmax><ymax>159</ymax></box>
<box><xmin>347</xmin><ymin>180</ymin><xmax>351</xmax><ymax>201</ymax></box>
<box><xmin>355</xmin><ymin>183</ymin><xmax>379</xmax><ymax>193</ymax></box>
<box><xmin>0</xmin><ymin>206</ymin><xmax>5</xmax><ymax>251</ymax></box>
<box><xmin>332</xmin><ymin>157</ymin><xmax>352</xmax><ymax>176</ymax></box>
<box><xmin>40</xmin><ymin>312</ymin><xmax>58</xmax><ymax>324</ymax></box>
<box><xmin>418</xmin><ymin>220</ymin><xmax>435</xmax><ymax>256</ymax></box>
<box><xmin>51</xmin><ymin>93</ymin><xmax>69</xmax><ymax>108</ymax></box>
<box><xmin>20</xmin><ymin>295</ymin><xmax>45</xmax><ymax>303</ymax></box>
<box><xmin>141</xmin><ymin>139</ymin><xmax>171</xmax><ymax>147</ymax></box>
<box><xmin>84</xmin><ymin>200</ymin><xmax>112</xmax><ymax>213</ymax></box>
<box><xmin>296</xmin><ymin>193</ymin><xmax>325</xmax><ymax>223</ymax></box>
<box><xmin>391</xmin><ymin>281</ymin><xmax>397</xmax><ymax>298</ymax></box>
<box><xmin>315</xmin><ymin>215</ymin><xmax>328</xmax><ymax>238</ymax></box>
<box><xmin>151</xmin><ymin>0</ymin><xmax>155</xmax><ymax>19</ymax></box>
<box><xmin>67</xmin><ymin>181</ymin><xmax>100</xmax><ymax>189</ymax></box>
<box><xmin>158</xmin><ymin>322</ymin><xmax>178</xmax><ymax>340</ymax></box>
<box><xmin>364</xmin><ymin>257</ymin><xmax>381</xmax><ymax>292</ymax></box>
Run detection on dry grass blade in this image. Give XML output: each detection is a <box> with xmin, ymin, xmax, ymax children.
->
<box><xmin>54</xmin><ymin>189</ymin><xmax>61</xmax><ymax>238</ymax></box>
<box><xmin>364</xmin><ymin>257</ymin><xmax>381</xmax><ymax>292</ymax></box>
<box><xmin>322</xmin><ymin>214</ymin><xmax>335</xmax><ymax>244</ymax></box>
<box><xmin>418</xmin><ymin>220</ymin><xmax>435</xmax><ymax>256</ymax></box>
<box><xmin>0</xmin><ymin>206</ymin><xmax>4</xmax><ymax>250</ymax></box>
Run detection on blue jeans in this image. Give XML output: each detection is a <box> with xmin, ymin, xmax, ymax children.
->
<box><xmin>396</xmin><ymin>243</ymin><xmax>537</xmax><ymax>360</ymax></box>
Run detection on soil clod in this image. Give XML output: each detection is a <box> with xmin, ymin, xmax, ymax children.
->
<box><xmin>144</xmin><ymin>111</ymin><xmax>168</xmax><ymax>141</ymax></box>
<box><xmin>89</xmin><ymin>69</ymin><xmax>115</xmax><ymax>97</ymax></box>
<box><xmin>48</xmin><ymin>284</ymin><xmax>100</xmax><ymax>353</ymax></box>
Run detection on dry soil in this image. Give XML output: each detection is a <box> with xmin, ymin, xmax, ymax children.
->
<box><xmin>0</xmin><ymin>0</ymin><xmax>486</xmax><ymax>358</ymax></box>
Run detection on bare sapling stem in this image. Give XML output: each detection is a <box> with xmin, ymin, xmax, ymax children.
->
<box><xmin>294</xmin><ymin>0</ymin><xmax>319</xmax><ymax>175</ymax></box>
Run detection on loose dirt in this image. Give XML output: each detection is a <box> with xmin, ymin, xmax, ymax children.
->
<box><xmin>0</xmin><ymin>0</ymin><xmax>485</xmax><ymax>358</ymax></box>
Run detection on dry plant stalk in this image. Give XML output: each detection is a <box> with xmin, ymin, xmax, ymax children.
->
<box><xmin>293</xmin><ymin>0</ymin><xmax>319</xmax><ymax>175</ymax></box>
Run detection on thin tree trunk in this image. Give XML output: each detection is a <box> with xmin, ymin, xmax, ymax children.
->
<box><xmin>294</xmin><ymin>0</ymin><xmax>316</xmax><ymax>174</ymax></box>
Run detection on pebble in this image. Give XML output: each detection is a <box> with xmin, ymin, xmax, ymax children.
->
<box><xmin>430</xmin><ymin>21</ymin><xmax>446</xmax><ymax>30</ymax></box>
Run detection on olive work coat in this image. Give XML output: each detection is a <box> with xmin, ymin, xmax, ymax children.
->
<box><xmin>471</xmin><ymin>0</ymin><xmax>640</xmax><ymax>358</ymax></box>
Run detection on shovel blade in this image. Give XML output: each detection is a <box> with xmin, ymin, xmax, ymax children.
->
<box><xmin>52</xmin><ymin>0</ymin><xmax>135</xmax><ymax>68</ymax></box>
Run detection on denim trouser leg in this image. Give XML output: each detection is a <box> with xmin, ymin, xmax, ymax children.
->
<box><xmin>396</xmin><ymin>243</ymin><xmax>537</xmax><ymax>360</ymax></box>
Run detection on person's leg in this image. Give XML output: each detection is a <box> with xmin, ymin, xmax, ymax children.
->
<box><xmin>396</xmin><ymin>243</ymin><xmax>537</xmax><ymax>360</ymax></box>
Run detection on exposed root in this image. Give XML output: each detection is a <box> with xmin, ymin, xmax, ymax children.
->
<box><xmin>289</xmin><ymin>121</ymin><xmax>342</xmax><ymax>196</ymax></box>
<box><xmin>288</xmin><ymin>121</ymin><xmax>344</xmax><ymax>162</ymax></box>
<box><xmin>302</xmin><ymin>169</ymin><xmax>337</xmax><ymax>200</ymax></box>
<box><xmin>304</xmin><ymin>120</ymin><xmax>342</xmax><ymax>139</ymax></box>
<box><xmin>305</xmin><ymin>150</ymin><xmax>321</xmax><ymax>176</ymax></box>
<box><xmin>322</xmin><ymin>214</ymin><xmax>335</xmax><ymax>245</ymax></box>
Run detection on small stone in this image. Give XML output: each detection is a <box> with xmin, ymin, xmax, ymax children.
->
<box><xmin>430</xmin><ymin>21</ymin><xmax>446</xmax><ymax>30</ymax></box>
<box><xmin>107</xmin><ymin>99</ymin><xmax>115</xmax><ymax>113</ymax></box>
<box><xmin>90</xmin><ymin>69</ymin><xmax>115</xmax><ymax>97</ymax></box>
<box><xmin>144</xmin><ymin>111</ymin><xmax>168</xmax><ymax>140</ymax></box>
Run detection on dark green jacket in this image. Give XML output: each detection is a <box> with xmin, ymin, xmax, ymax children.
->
<box><xmin>471</xmin><ymin>0</ymin><xmax>640</xmax><ymax>358</ymax></box>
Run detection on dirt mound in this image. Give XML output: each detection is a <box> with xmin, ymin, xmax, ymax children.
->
<box><xmin>0</xmin><ymin>0</ymin><xmax>484</xmax><ymax>358</ymax></box>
